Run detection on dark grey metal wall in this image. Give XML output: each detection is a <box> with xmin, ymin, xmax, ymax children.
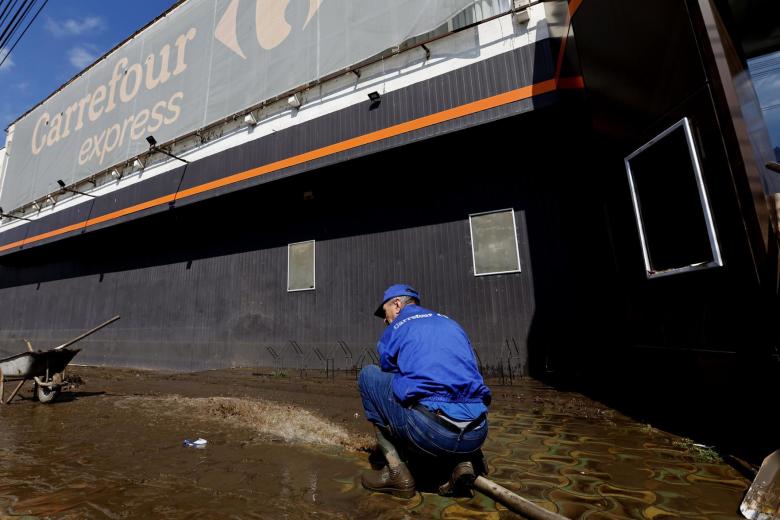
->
<box><xmin>0</xmin><ymin>105</ymin><xmax>592</xmax><ymax>376</ymax></box>
<box><xmin>565</xmin><ymin>0</ymin><xmax>775</xmax><ymax>359</ymax></box>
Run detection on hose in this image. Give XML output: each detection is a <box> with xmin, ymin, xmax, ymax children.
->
<box><xmin>472</xmin><ymin>475</ymin><xmax>568</xmax><ymax>520</ymax></box>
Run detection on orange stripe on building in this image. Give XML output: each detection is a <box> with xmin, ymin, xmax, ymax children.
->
<box><xmin>555</xmin><ymin>0</ymin><xmax>585</xmax><ymax>82</ymax></box>
<box><xmin>1</xmin><ymin>76</ymin><xmax>582</xmax><ymax>253</ymax></box>
<box><xmin>85</xmin><ymin>194</ymin><xmax>177</xmax><ymax>227</ymax></box>
<box><xmin>175</xmin><ymin>79</ymin><xmax>558</xmax><ymax>203</ymax></box>
<box><xmin>569</xmin><ymin>0</ymin><xmax>583</xmax><ymax>18</ymax></box>
<box><xmin>0</xmin><ymin>238</ymin><xmax>27</xmax><ymax>252</ymax></box>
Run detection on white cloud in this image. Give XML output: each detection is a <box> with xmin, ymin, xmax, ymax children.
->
<box><xmin>68</xmin><ymin>45</ymin><xmax>100</xmax><ymax>69</ymax></box>
<box><xmin>0</xmin><ymin>48</ymin><xmax>14</xmax><ymax>72</ymax></box>
<box><xmin>44</xmin><ymin>16</ymin><xmax>106</xmax><ymax>37</ymax></box>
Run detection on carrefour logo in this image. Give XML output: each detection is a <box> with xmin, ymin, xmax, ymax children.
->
<box><xmin>215</xmin><ymin>0</ymin><xmax>324</xmax><ymax>58</ymax></box>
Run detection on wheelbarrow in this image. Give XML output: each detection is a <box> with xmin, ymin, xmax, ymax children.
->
<box><xmin>0</xmin><ymin>316</ymin><xmax>120</xmax><ymax>404</ymax></box>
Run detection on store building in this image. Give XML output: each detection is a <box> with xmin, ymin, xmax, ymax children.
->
<box><xmin>0</xmin><ymin>0</ymin><xmax>777</xmax><ymax>455</ymax></box>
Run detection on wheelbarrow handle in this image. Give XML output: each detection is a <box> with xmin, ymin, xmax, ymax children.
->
<box><xmin>54</xmin><ymin>315</ymin><xmax>121</xmax><ymax>351</ymax></box>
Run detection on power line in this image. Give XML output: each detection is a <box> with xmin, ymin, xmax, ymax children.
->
<box><xmin>0</xmin><ymin>0</ymin><xmax>32</xmax><ymax>49</ymax></box>
<box><xmin>0</xmin><ymin>0</ymin><xmax>16</xmax><ymax>28</ymax></box>
<box><xmin>0</xmin><ymin>0</ymin><xmax>45</xmax><ymax>69</ymax></box>
<box><xmin>0</xmin><ymin>0</ymin><xmax>35</xmax><ymax>52</ymax></box>
<box><xmin>750</xmin><ymin>60</ymin><xmax>780</xmax><ymax>72</ymax></box>
<box><xmin>750</xmin><ymin>67</ymin><xmax>780</xmax><ymax>79</ymax></box>
<box><xmin>751</xmin><ymin>70</ymin><xmax>780</xmax><ymax>81</ymax></box>
<box><xmin>749</xmin><ymin>57</ymin><xmax>780</xmax><ymax>71</ymax></box>
<box><xmin>761</xmin><ymin>102</ymin><xmax>780</xmax><ymax>113</ymax></box>
<box><xmin>2</xmin><ymin>0</ymin><xmax>38</xmax><ymax>50</ymax></box>
<box><xmin>749</xmin><ymin>59</ymin><xmax>780</xmax><ymax>80</ymax></box>
<box><xmin>0</xmin><ymin>0</ymin><xmax>19</xmax><ymax>30</ymax></box>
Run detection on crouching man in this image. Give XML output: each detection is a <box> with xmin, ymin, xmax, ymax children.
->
<box><xmin>358</xmin><ymin>284</ymin><xmax>491</xmax><ymax>498</ymax></box>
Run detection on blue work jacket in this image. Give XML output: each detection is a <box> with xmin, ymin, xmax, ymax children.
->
<box><xmin>377</xmin><ymin>304</ymin><xmax>491</xmax><ymax>410</ymax></box>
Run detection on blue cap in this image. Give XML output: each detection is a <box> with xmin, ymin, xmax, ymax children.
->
<box><xmin>374</xmin><ymin>284</ymin><xmax>420</xmax><ymax>317</ymax></box>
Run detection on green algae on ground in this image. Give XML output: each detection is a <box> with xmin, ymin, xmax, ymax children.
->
<box><xmin>672</xmin><ymin>437</ymin><xmax>724</xmax><ymax>464</ymax></box>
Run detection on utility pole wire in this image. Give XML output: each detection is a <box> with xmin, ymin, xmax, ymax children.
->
<box><xmin>0</xmin><ymin>0</ymin><xmax>45</xmax><ymax>69</ymax></box>
<box><xmin>0</xmin><ymin>0</ymin><xmax>30</xmax><ymax>50</ymax></box>
<box><xmin>0</xmin><ymin>0</ymin><xmax>35</xmax><ymax>52</ymax></box>
<box><xmin>0</xmin><ymin>0</ymin><xmax>31</xmax><ymax>46</ymax></box>
<box><xmin>0</xmin><ymin>0</ymin><xmax>19</xmax><ymax>32</ymax></box>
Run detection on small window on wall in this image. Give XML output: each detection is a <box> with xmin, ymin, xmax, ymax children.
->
<box><xmin>288</xmin><ymin>240</ymin><xmax>315</xmax><ymax>291</ymax></box>
<box><xmin>625</xmin><ymin>117</ymin><xmax>723</xmax><ymax>279</ymax></box>
<box><xmin>469</xmin><ymin>209</ymin><xmax>521</xmax><ymax>276</ymax></box>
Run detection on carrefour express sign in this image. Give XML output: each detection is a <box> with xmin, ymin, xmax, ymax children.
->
<box><xmin>1</xmin><ymin>0</ymin><xmax>473</xmax><ymax>211</ymax></box>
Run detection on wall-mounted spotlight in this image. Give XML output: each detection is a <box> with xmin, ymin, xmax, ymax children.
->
<box><xmin>57</xmin><ymin>179</ymin><xmax>97</xmax><ymax>198</ymax></box>
<box><xmin>133</xmin><ymin>158</ymin><xmax>145</xmax><ymax>170</ymax></box>
<box><xmin>288</xmin><ymin>93</ymin><xmax>302</xmax><ymax>109</ymax></box>
<box><xmin>111</xmin><ymin>168</ymin><xmax>122</xmax><ymax>179</ymax></box>
<box><xmin>146</xmin><ymin>135</ymin><xmax>189</xmax><ymax>164</ymax></box>
<box><xmin>47</xmin><ymin>194</ymin><xmax>57</xmax><ymax>206</ymax></box>
<box><xmin>367</xmin><ymin>91</ymin><xmax>382</xmax><ymax>110</ymax></box>
<box><xmin>513</xmin><ymin>0</ymin><xmax>531</xmax><ymax>24</ymax></box>
<box><xmin>244</xmin><ymin>112</ymin><xmax>258</xmax><ymax>126</ymax></box>
<box><xmin>32</xmin><ymin>201</ymin><xmax>41</xmax><ymax>212</ymax></box>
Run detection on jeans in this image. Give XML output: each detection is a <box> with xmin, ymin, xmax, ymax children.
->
<box><xmin>358</xmin><ymin>365</ymin><xmax>488</xmax><ymax>458</ymax></box>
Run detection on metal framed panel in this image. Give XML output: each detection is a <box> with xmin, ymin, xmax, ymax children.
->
<box><xmin>469</xmin><ymin>208</ymin><xmax>522</xmax><ymax>276</ymax></box>
<box><xmin>624</xmin><ymin>117</ymin><xmax>723</xmax><ymax>279</ymax></box>
<box><xmin>287</xmin><ymin>240</ymin><xmax>316</xmax><ymax>292</ymax></box>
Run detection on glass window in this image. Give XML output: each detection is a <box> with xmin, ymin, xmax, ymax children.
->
<box><xmin>469</xmin><ymin>209</ymin><xmax>521</xmax><ymax>276</ymax></box>
<box><xmin>625</xmin><ymin>117</ymin><xmax>723</xmax><ymax>278</ymax></box>
<box><xmin>287</xmin><ymin>240</ymin><xmax>315</xmax><ymax>291</ymax></box>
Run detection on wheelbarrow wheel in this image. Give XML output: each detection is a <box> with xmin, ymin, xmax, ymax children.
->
<box><xmin>36</xmin><ymin>383</ymin><xmax>59</xmax><ymax>403</ymax></box>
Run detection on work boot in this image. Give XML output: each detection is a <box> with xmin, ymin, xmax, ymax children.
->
<box><xmin>361</xmin><ymin>463</ymin><xmax>416</xmax><ymax>499</ymax></box>
<box><xmin>438</xmin><ymin>461</ymin><xmax>477</xmax><ymax>497</ymax></box>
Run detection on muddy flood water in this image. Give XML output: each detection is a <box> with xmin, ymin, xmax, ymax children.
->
<box><xmin>0</xmin><ymin>367</ymin><xmax>750</xmax><ymax>519</ymax></box>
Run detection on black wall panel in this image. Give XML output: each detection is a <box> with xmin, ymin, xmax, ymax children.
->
<box><xmin>566</xmin><ymin>0</ymin><xmax>777</xmax><ymax>464</ymax></box>
<box><xmin>0</xmin><ymin>107</ymin><xmax>592</xmax><ymax>376</ymax></box>
<box><xmin>569</xmin><ymin>0</ymin><xmax>771</xmax><ymax>358</ymax></box>
<box><xmin>86</xmin><ymin>166</ymin><xmax>187</xmax><ymax>233</ymax></box>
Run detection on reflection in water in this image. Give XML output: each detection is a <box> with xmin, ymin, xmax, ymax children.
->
<box><xmin>0</xmin><ymin>379</ymin><xmax>749</xmax><ymax>519</ymax></box>
<box><xmin>477</xmin><ymin>380</ymin><xmax>749</xmax><ymax>519</ymax></box>
<box><xmin>0</xmin><ymin>395</ymin><xmax>363</xmax><ymax>519</ymax></box>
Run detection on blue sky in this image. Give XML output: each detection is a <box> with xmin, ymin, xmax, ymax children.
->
<box><xmin>0</xmin><ymin>0</ymin><xmax>175</xmax><ymax>131</ymax></box>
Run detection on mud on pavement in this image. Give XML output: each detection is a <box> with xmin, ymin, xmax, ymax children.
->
<box><xmin>0</xmin><ymin>366</ymin><xmax>751</xmax><ymax>519</ymax></box>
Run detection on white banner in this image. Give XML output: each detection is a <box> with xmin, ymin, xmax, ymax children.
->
<box><xmin>1</xmin><ymin>0</ymin><xmax>474</xmax><ymax>210</ymax></box>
